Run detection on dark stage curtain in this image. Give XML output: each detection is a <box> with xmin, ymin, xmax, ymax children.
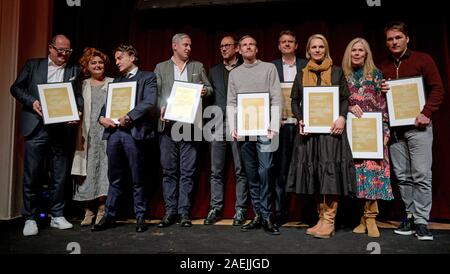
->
<box><xmin>52</xmin><ymin>0</ymin><xmax>450</xmax><ymax>221</ymax></box>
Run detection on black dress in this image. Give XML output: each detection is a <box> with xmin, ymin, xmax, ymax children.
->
<box><xmin>286</xmin><ymin>66</ymin><xmax>356</xmax><ymax>196</ymax></box>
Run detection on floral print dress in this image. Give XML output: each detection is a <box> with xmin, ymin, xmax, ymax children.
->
<box><xmin>347</xmin><ymin>68</ymin><xmax>393</xmax><ymax>200</ymax></box>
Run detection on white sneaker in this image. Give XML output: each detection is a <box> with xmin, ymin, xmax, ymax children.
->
<box><xmin>50</xmin><ymin>216</ymin><xmax>73</xmax><ymax>230</ymax></box>
<box><xmin>23</xmin><ymin>220</ymin><xmax>39</xmax><ymax>236</ymax></box>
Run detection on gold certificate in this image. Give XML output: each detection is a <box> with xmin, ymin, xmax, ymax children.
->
<box><xmin>164</xmin><ymin>81</ymin><xmax>203</xmax><ymax>124</ymax></box>
<box><xmin>347</xmin><ymin>112</ymin><xmax>383</xmax><ymax>159</ymax></box>
<box><xmin>237</xmin><ymin>92</ymin><xmax>270</xmax><ymax>136</ymax></box>
<box><xmin>303</xmin><ymin>86</ymin><xmax>339</xmax><ymax>133</ymax></box>
<box><xmin>106</xmin><ymin>82</ymin><xmax>137</xmax><ymax>124</ymax></box>
<box><xmin>386</xmin><ymin>76</ymin><xmax>425</xmax><ymax>127</ymax></box>
<box><xmin>38</xmin><ymin>82</ymin><xmax>80</xmax><ymax>124</ymax></box>
<box><xmin>280</xmin><ymin>82</ymin><xmax>294</xmax><ymax>121</ymax></box>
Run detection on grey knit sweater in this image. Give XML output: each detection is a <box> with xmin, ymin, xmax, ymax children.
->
<box><xmin>226</xmin><ymin>60</ymin><xmax>282</xmax><ymax>134</ymax></box>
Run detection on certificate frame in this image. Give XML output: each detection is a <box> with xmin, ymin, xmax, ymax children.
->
<box><xmin>164</xmin><ymin>81</ymin><xmax>203</xmax><ymax>124</ymax></box>
<box><xmin>280</xmin><ymin>82</ymin><xmax>296</xmax><ymax>123</ymax></box>
<box><xmin>347</xmin><ymin>112</ymin><xmax>383</xmax><ymax>159</ymax></box>
<box><xmin>386</xmin><ymin>76</ymin><xmax>425</xmax><ymax>127</ymax></box>
<box><xmin>37</xmin><ymin>82</ymin><xmax>80</xmax><ymax>124</ymax></box>
<box><xmin>303</xmin><ymin>86</ymin><xmax>339</xmax><ymax>133</ymax></box>
<box><xmin>105</xmin><ymin>81</ymin><xmax>137</xmax><ymax>124</ymax></box>
<box><xmin>237</xmin><ymin>92</ymin><xmax>270</xmax><ymax>136</ymax></box>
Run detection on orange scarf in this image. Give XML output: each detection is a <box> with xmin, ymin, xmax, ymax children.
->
<box><xmin>302</xmin><ymin>58</ymin><xmax>333</xmax><ymax>86</ymax></box>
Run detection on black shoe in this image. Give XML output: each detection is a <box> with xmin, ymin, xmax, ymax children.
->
<box><xmin>91</xmin><ymin>216</ymin><xmax>115</xmax><ymax>232</ymax></box>
<box><xmin>415</xmin><ymin>224</ymin><xmax>433</xmax><ymax>241</ymax></box>
<box><xmin>232</xmin><ymin>209</ymin><xmax>246</xmax><ymax>226</ymax></box>
<box><xmin>274</xmin><ymin>214</ymin><xmax>288</xmax><ymax>228</ymax></box>
<box><xmin>157</xmin><ymin>214</ymin><xmax>177</xmax><ymax>228</ymax></box>
<box><xmin>262</xmin><ymin>217</ymin><xmax>280</xmax><ymax>235</ymax></box>
<box><xmin>204</xmin><ymin>209</ymin><xmax>221</xmax><ymax>225</ymax></box>
<box><xmin>394</xmin><ymin>218</ymin><xmax>415</xmax><ymax>235</ymax></box>
<box><xmin>136</xmin><ymin>216</ymin><xmax>147</xmax><ymax>233</ymax></box>
<box><xmin>241</xmin><ymin>215</ymin><xmax>261</xmax><ymax>231</ymax></box>
<box><xmin>180</xmin><ymin>215</ymin><xmax>192</xmax><ymax>227</ymax></box>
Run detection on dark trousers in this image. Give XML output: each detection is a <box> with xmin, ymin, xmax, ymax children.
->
<box><xmin>105</xmin><ymin>130</ymin><xmax>148</xmax><ymax>219</ymax></box>
<box><xmin>273</xmin><ymin>123</ymin><xmax>297</xmax><ymax>217</ymax></box>
<box><xmin>210</xmin><ymin>138</ymin><xmax>248</xmax><ymax>212</ymax></box>
<box><xmin>22</xmin><ymin>126</ymin><xmax>68</xmax><ymax>220</ymax></box>
<box><xmin>240</xmin><ymin>137</ymin><xmax>274</xmax><ymax>219</ymax></box>
<box><xmin>159</xmin><ymin>132</ymin><xmax>197</xmax><ymax>216</ymax></box>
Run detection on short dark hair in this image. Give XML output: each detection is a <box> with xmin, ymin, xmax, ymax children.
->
<box><xmin>114</xmin><ymin>44</ymin><xmax>140</xmax><ymax>65</ymax></box>
<box><xmin>278</xmin><ymin>30</ymin><xmax>297</xmax><ymax>43</ymax></box>
<box><xmin>384</xmin><ymin>21</ymin><xmax>409</xmax><ymax>37</ymax></box>
<box><xmin>221</xmin><ymin>34</ymin><xmax>239</xmax><ymax>45</ymax></box>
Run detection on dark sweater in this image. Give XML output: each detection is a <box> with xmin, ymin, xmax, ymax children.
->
<box><xmin>380</xmin><ymin>49</ymin><xmax>445</xmax><ymax>118</ymax></box>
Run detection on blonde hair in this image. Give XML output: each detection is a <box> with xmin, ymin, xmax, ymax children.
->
<box><xmin>305</xmin><ymin>34</ymin><xmax>332</xmax><ymax>62</ymax></box>
<box><xmin>341</xmin><ymin>37</ymin><xmax>378</xmax><ymax>78</ymax></box>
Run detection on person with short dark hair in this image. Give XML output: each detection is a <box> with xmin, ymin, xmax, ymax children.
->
<box><xmin>380</xmin><ymin>21</ymin><xmax>445</xmax><ymax>241</ymax></box>
<box><xmin>93</xmin><ymin>44</ymin><xmax>158</xmax><ymax>233</ymax></box>
<box><xmin>11</xmin><ymin>34</ymin><xmax>82</xmax><ymax>236</ymax></box>
<box><xmin>271</xmin><ymin>30</ymin><xmax>308</xmax><ymax>227</ymax></box>
<box><xmin>204</xmin><ymin>35</ymin><xmax>248</xmax><ymax>226</ymax></box>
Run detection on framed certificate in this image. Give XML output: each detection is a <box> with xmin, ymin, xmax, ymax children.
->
<box><xmin>386</xmin><ymin>76</ymin><xmax>425</xmax><ymax>127</ymax></box>
<box><xmin>106</xmin><ymin>82</ymin><xmax>137</xmax><ymax>124</ymax></box>
<box><xmin>281</xmin><ymin>82</ymin><xmax>296</xmax><ymax>123</ymax></box>
<box><xmin>347</xmin><ymin>112</ymin><xmax>383</xmax><ymax>159</ymax></box>
<box><xmin>237</xmin><ymin>92</ymin><xmax>270</xmax><ymax>136</ymax></box>
<box><xmin>164</xmin><ymin>81</ymin><xmax>203</xmax><ymax>124</ymax></box>
<box><xmin>303</xmin><ymin>86</ymin><xmax>339</xmax><ymax>133</ymax></box>
<box><xmin>37</xmin><ymin>82</ymin><xmax>80</xmax><ymax>124</ymax></box>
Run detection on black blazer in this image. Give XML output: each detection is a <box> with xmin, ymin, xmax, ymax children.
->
<box><xmin>101</xmin><ymin>70</ymin><xmax>158</xmax><ymax>141</ymax></box>
<box><xmin>290</xmin><ymin>66</ymin><xmax>350</xmax><ymax>121</ymax></box>
<box><xmin>272</xmin><ymin>57</ymin><xmax>308</xmax><ymax>82</ymax></box>
<box><xmin>10</xmin><ymin>58</ymin><xmax>82</xmax><ymax>137</ymax></box>
<box><xmin>208</xmin><ymin>59</ymin><xmax>243</xmax><ymax>113</ymax></box>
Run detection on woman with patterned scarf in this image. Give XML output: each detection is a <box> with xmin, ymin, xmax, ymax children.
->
<box><xmin>286</xmin><ymin>34</ymin><xmax>356</xmax><ymax>239</ymax></box>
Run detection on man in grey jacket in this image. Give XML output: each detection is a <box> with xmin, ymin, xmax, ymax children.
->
<box><xmin>155</xmin><ymin>33</ymin><xmax>212</xmax><ymax>228</ymax></box>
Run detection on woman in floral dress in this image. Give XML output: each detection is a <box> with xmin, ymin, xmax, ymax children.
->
<box><xmin>342</xmin><ymin>38</ymin><xmax>394</xmax><ymax>237</ymax></box>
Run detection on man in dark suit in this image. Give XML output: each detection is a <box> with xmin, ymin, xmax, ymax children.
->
<box><xmin>10</xmin><ymin>34</ymin><xmax>82</xmax><ymax>236</ymax></box>
<box><xmin>93</xmin><ymin>44</ymin><xmax>157</xmax><ymax>233</ymax></box>
<box><xmin>271</xmin><ymin>30</ymin><xmax>307</xmax><ymax>227</ymax></box>
<box><xmin>203</xmin><ymin>35</ymin><xmax>248</xmax><ymax>226</ymax></box>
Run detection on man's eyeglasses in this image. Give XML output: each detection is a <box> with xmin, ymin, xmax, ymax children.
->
<box><xmin>219</xmin><ymin>43</ymin><xmax>236</xmax><ymax>49</ymax></box>
<box><xmin>51</xmin><ymin>45</ymin><xmax>73</xmax><ymax>54</ymax></box>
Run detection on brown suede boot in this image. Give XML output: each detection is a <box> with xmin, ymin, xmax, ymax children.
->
<box><xmin>95</xmin><ymin>203</ymin><xmax>105</xmax><ymax>225</ymax></box>
<box><xmin>352</xmin><ymin>201</ymin><xmax>368</xmax><ymax>234</ymax></box>
<box><xmin>314</xmin><ymin>197</ymin><xmax>338</xmax><ymax>239</ymax></box>
<box><xmin>306</xmin><ymin>203</ymin><xmax>324</xmax><ymax>236</ymax></box>
<box><xmin>365</xmin><ymin>200</ymin><xmax>380</xmax><ymax>238</ymax></box>
<box><xmin>81</xmin><ymin>207</ymin><xmax>95</xmax><ymax>226</ymax></box>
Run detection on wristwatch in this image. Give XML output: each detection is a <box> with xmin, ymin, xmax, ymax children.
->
<box><xmin>124</xmin><ymin>115</ymin><xmax>132</xmax><ymax>125</ymax></box>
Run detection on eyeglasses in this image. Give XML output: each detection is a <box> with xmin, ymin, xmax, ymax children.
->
<box><xmin>219</xmin><ymin>43</ymin><xmax>235</xmax><ymax>49</ymax></box>
<box><xmin>51</xmin><ymin>45</ymin><xmax>73</xmax><ymax>54</ymax></box>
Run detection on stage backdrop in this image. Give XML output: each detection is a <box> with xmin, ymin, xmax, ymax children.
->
<box><xmin>49</xmin><ymin>0</ymin><xmax>449</xmax><ymax>221</ymax></box>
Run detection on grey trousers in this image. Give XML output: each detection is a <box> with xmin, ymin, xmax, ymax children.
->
<box><xmin>210</xmin><ymin>139</ymin><xmax>248</xmax><ymax>212</ymax></box>
<box><xmin>390</xmin><ymin>125</ymin><xmax>433</xmax><ymax>225</ymax></box>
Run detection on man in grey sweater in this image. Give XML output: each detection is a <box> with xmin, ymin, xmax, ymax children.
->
<box><xmin>227</xmin><ymin>35</ymin><xmax>282</xmax><ymax>235</ymax></box>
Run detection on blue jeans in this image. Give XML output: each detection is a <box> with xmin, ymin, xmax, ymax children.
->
<box><xmin>239</xmin><ymin>137</ymin><xmax>274</xmax><ymax>219</ymax></box>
